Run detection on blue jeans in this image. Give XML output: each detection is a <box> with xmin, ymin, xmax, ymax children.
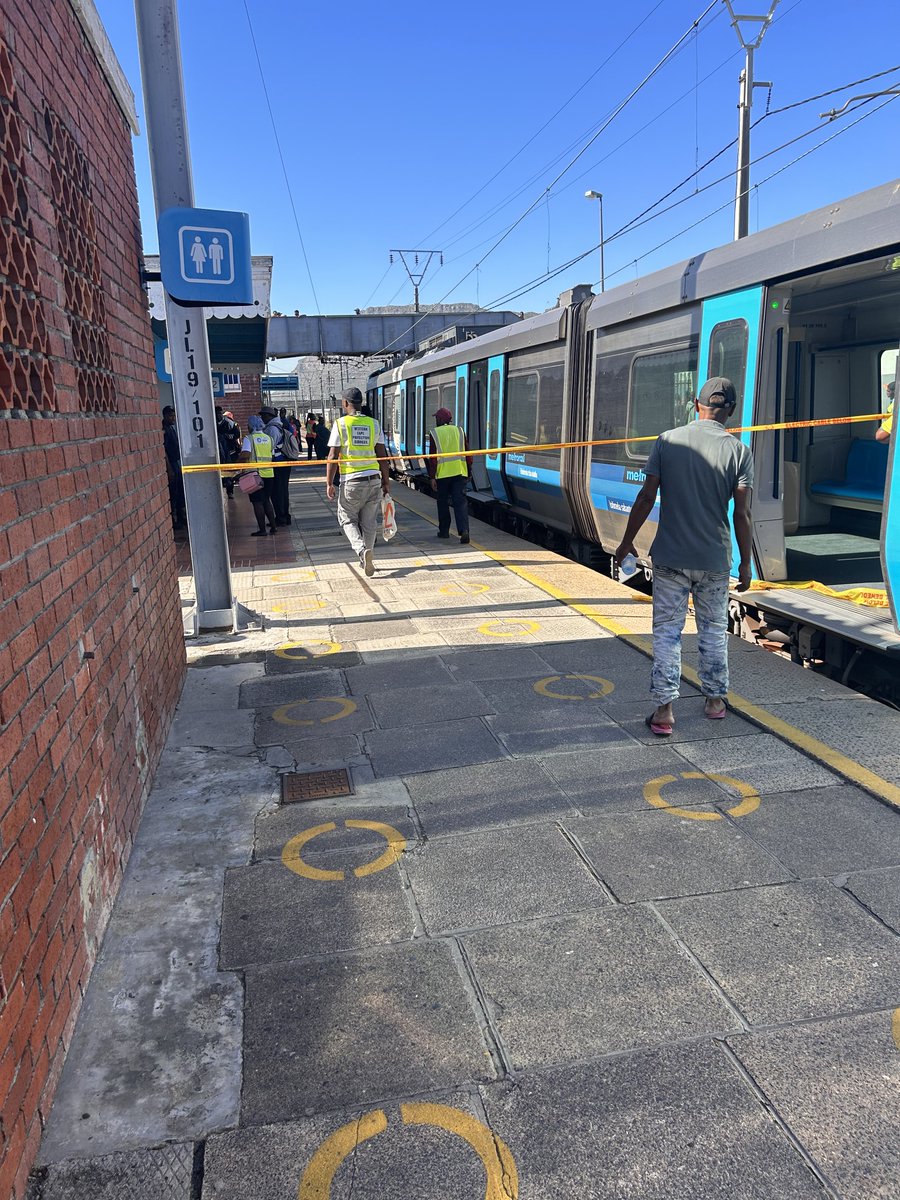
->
<box><xmin>651</xmin><ymin>565</ymin><xmax>731</xmax><ymax>704</ymax></box>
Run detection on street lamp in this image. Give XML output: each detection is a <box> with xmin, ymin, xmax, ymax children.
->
<box><xmin>584</xmin><ymin>190</ymin><xmax>605</xmax><ymax>292</ymax></box>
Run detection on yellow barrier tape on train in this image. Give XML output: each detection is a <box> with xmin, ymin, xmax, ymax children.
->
<box><xmin>747</xmin><ymin>579</ymin><xmax>889</xmax><ymax>608</ymax></box>
<box><xmin>180</xmin><ymin>412</ymin><xmax>886</xmax><ymax>473</ymax></box>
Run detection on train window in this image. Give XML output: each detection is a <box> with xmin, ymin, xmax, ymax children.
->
<box><xmin>441</xmin><ymin>383</ymin><xmax>455</xmax><ymax>419</ymax></box>
<box><xmin>506</xmin><ymin>372</ymin><xmax>539</xmax><ymax>444</ymax></box>
<box><xmin>457</xmin><ymin>377</ymin><xmax>466</xmax><ymax>425</ymax></box>
<box><xmin>416</xmin><ymin>383</ymin><xmax>425</xmax><ymax>448</ymax></box>
<box><xmin>537</xmin><ymin>363</ymin><xmax>564</xmax><ymax>445</ymax></box>
<box><xmin>488</xmin><ymin>369</ymin><xmax>500</xmax><ymax>447</ymax></box>
<box><xmin>707</xmin><ymin>319</ymin><xmax>748</xmax><ymax>426</ymax></box>
<box><xmin>626</xmin><ymin>345</ymin><xmax>698</xmax><ymax>458</ymax></box>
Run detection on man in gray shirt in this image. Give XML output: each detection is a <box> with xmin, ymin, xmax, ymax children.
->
<box><xmin>615</xmin><ymin>376</ymin><xmax>754</xmax><ymax>735</ymax></box>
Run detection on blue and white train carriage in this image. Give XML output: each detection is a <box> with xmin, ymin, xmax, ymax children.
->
<box><xmin>367</xmin><ymin>180</ymin><xmax>900</xmax><ymax>684</ymax></box>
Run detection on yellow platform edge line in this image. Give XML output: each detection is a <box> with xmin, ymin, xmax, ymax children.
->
<box><xmin>392</xmin><ymin>491</ymin><xmax>900</xmax><ymax>813</ymax></box>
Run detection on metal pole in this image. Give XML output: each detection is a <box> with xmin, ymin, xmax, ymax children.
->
<box><xmin>734</xmin><ymin>47</ymin><xmax>753</xmax><ymax>240</ymax></box>
<box><xmin>135</xmin><ymin>0</ymin><xmax>234</xmax><ymax>632</ymax></box>
<box><xmin>598</xmin><ymin>195</ymin><xmax>605</xmax><ymax>293</ymax></box>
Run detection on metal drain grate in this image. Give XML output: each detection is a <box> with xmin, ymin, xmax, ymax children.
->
<box><xmin>282</xmin><ymin>768</ymin><xmax>353</xmax><ymax>803</ymax></box>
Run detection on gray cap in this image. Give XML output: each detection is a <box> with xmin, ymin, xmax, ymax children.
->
<box><xmin>341</xmin><ymin>387</ymin><xmax>364</xmax><ymax>407</ymax></box>
<box><xmin>698</xmin><ymin>376</ymin><xmax>737</xmax><ymax>408</ymax></box>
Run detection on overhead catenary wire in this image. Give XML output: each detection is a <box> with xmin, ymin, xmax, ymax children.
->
<box><xmin>369</xmin><ymin>0</ymin><xmax>720</xmax><ymax>359</ymax></box>
<box><xmin>241</xmin><ymin>0</ymin><xmax>322</xmax><ymax>315</ymax></box>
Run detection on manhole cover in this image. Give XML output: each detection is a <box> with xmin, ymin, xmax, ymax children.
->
<box><xmin>282</xmin><ymin>768</ymin><xmax>353</xmax><ymax>803</ymax></box>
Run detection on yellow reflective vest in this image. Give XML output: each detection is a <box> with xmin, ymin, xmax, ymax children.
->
<box><xmin>337</xmin><ymin>414</ymin><xmax>379</xmax><ymax>476</ymax></box>
<box><xmin>250</xmin><ymin>431</ymin><xmax>274</xmax><ymax>477</ymax></box>
<box><xmin>431</xmin><ymin>423</ymin><xmax>467</xmax><ymax>479</ymax></box>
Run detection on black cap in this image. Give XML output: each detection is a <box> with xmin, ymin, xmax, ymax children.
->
<box><xmin>341</xmin><ymin>387</ymin><xmax>364</xmax><ymax>407</ymax></box>
<box><xmin>698</xmin><ymin>376</ymin><xmax>737</xmax><ymax>409</ymax></box>
<box><xmin>259</xmin><ymin>406</ymin><xmax>276</xmax><ymax>418</ymax></box>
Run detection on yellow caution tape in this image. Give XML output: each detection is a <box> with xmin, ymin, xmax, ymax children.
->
<box><xmin>747</xmin><ymin>579</ymin><xmax>889</xmax><ymax>608</ymax></box>
<box><xmin>182</xmin><ymin>411</ymin><xmax>886</xmax><ymax>473</ymax></box>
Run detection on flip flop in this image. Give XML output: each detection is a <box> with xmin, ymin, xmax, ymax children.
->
<box><xmin>645</xmin><ymin>715</ymin><xmax>674</xmax><ymax>737</ymax></box>
<box><xmin>704</xmin><ymin>702</ymin><xmax>727</xmax><ymax>720</ymax></box>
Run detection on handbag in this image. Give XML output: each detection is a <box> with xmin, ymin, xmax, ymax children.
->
<box><xmin>238</xmin><ymin>470</ymin><xmax>263</xmax><ymax>494</ymax></box>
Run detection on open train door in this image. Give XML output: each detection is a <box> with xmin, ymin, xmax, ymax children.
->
<box><xmin>697</xmin><ymin>286</ymin><xmax>765</xmax><ymax>577</ymax></box>
<box><xmin>880</xmin><ymin>347</ymin><xmax>900</xmax><ymax>634</ymax></box>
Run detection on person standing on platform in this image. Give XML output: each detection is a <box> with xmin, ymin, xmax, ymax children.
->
<box><xmin>262</xmin><ymin>406</ymin><xmax>292</xmax><ymax>526</ymax></box>
<box><xmin>313</xmin><ymin>414</ymin><xmax>331</xmax><ymax>462</ymax></box>
<box><xmin>162</xmin><ymin>405</ymin><xmax>186</xmax><ymax>530</ymax></box>
<box><xmin>326</xmin><ymin>387</ymin><xmax>390</xmax><ymax>577</ymax></box>
<box><xmin>305</xmin><ymin>411</ymin><xmax>317</xmax><ymax>459</ymax></box>
<box><xmin>215</xmin><ymin>406</ymin><xmax>241</xmax><ymax>498</ymax></box>
<box><xmin>427</xmin><ymin>406</ymin><xmax>472</xmax><ymax>544</ymax></box>
<box><xmin>238</xmin><ymin>415</ymin><xmax>277</xmax><ymax>536</ymax></box>
<box><xmin>614</xmin><ymin>376</ymin><xmax>754</xmax><ymax>735</ymax></box>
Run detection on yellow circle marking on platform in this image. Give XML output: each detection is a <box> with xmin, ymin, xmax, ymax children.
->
<box><xmin>478</xmin><ymin>619</ymin><xmax>540</xmax><ymax>638</ymax></box>
<box><xmin>533</xmin><ymin>674</ymin><xmax>614</xmax><ymax>700</ymax></box>
<box><xmin>272</xmin><ymin>697</ymin><xmax>357</xmax><ymax>726</ymax></box>
<box><xmin>439</xmin><ymin>582</ymin><xmax>490</xmax><ymax>596</ymax></box>
<box><xmin>298</xmin><ymin>1103</ymin><xmax>518</xmax><ymax>1198</ymax></box>
<box><xmin>274</xmin><ymin>641</ymin><xmax>342</xmax><ymax>661</ymax></box>
<box><xmin>270</xmin><ymin>570</ymin><xmax>316</xmax><ymax>583</ymax></box>
<box><xmin>282</xmin><ymin>819</ymin><xmax>406</xmax><ymax>882</ymax></box>
<box><xmin>644</xmin><ymin>771</ymin><xmax>760</xmax><ymax>820</ymax></box>
<box><xmin>272</xmin><ymin>598</ymin><xmax>328</xmax><ymax>614</ymax></box>
<box><xmin>892</xmin><ymin>1009</ymin><xmax>900</xmax><ymax>1051</ymax></box>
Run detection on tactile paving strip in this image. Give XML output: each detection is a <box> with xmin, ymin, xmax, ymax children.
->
<box><xmin>282</xmin><ymin>768</ymin><xmax>353</xmax><ymax>803</ymax></box>
<box><xmin>33</xmin><ymin>1142</ymin><xmax>196</xmax><ymax>1199</ymax></box>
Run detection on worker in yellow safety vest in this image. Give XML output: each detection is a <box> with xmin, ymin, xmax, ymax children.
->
<box><xmin>326</xmin><ymin>387</ymin><xmax>390</xmax><ymax>576</ymax></box>
<box><xmin>427</xmin><ymin>406</ymin><xmax>472</xmax><ymax>544</ymax></box>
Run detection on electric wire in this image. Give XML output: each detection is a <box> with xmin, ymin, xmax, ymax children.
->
<box><xmin>359</xmin><ymin>261</ymin><xmax>396</xmax><ymax>311</ymax></box>
<box><xmin>370</xmin><ymin>0</ymin><xmax>720</xmax><ymax>357</ymax></box>
<box><xmin>479</xmin><ymin>91</ymin><xmax>898</xmax><ymax>310</ymax></box>
<box><xmin>241</xmin><ymin>0</ymin><xmax>322</xmax><ymax>315</ymax></box>
<box><xmin>414</xmin><ymin>0</ymin><xmax>670</xmax><ymax>246</ymax></box>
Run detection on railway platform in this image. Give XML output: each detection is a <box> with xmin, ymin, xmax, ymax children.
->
<box><xmin>30</xmin><ymin>473</ymin><xmax>900</xmax><ymax>1200</ymax></box>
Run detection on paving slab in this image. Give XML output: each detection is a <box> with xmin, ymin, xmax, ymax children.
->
<box><xmin>253</xmin><ymin>802</ymin><xmax>417</xmax><ymax>861</ymax></box>
<box><xmin>177</xmin><ymin>662</ymin><xmax>264</xmax><ymax>709</ymax></box>
<box><xmin>486</xmin><ymin>708</ymin><xmax>637</xmax><ymax>756</ymax></box>
<box><xmin>343</xmin><ymin>655</ymin><xmax>453</xmax><ymax>695</ymax></box>
<box><xmin>264</xmin><ymin>647</ymin><xmax>361</xmax><ymax>673</ymax></box>
<box><xmin>261</xmin><ymin>732</ymin><xmax>362</xmax><ymax>768</ymax></box>
<box><xmin>844</xmin><ymin>866</ymin><xmax>900</xmax><ymax>932</ymax></box>
<box><xmin>603</xmin><ymin>694</ymin><xmax>763</xmax><ymax>743</ymax></box>
<box><xmin>203</xmin><ymin>1093</ymin><xmax>493</xmax><ymax>1200</ymax></box>
<box><xmin>539</xmin><ymin>742</ymin><xmax>725</xmax><ymax>814</ymax></box>
<box><xmin>241</xmin><ymin>941</ymin><xmax>494</xmax><ymax>1122</ymax></box>
<box><xmin>480</xmin><ymin>1041</ymin><xmax>829</xmax><ymax>1200</ymax></box>
<box><xmin>672</xmin><ymin>732</ymin><xmax>841</xmax><ymax>796</ymax></box>
<box><xmin>35</xmin><ymin>1143</ymin><xmax>195</xmax><ymax>1199</ymax></box>
<box><xmin>728</xmin><ymin>1012</ymin><xmax>900</xmax><ymax>1200</ymax></box>
<box><xmin>405</xmin><ymin>756</ymin><xmax>576</xmax><ymax>837</ymax></box>
<box><xmin>239</xmin><ymin>669</ymin><xmax>348</xmax><ymax>708</ymax></box>
<box><xmin>405</xmin><ymin>824</ymin><xmax>607</xmax><ymax>934</ymax></box>
<box><xmin>440</xmin><ymin>645</ymin><xmax>553</xmax><ymax>681</ymax></box>
<box><xmin>737</xmin><ymin>785</ymin><xmax>900</xmax><ymax>877</ymax></box>
<box><xmin>368</xmin><ymin>680</ymin><xmax>496</xmax><ymax>729</ymax></box>
<box><xmin>462</xmin><ymin>906</ymin><xmax>739</xmax><ymax>1068</ymax></box>
<box><xmin>659</xmin><ymin>880</ymin><xmax>900</xmax><ymax>1023</ymax></box>
<box><xmin>220</xmin><ymin>859</ymin><xmax>414</xmax><ymax>969</ymax></box>
<box><xmin>365</xmin><ymin>716</ymin><xmax>505</xmax><ymax>778</ymax></box>
<box><xmin>695</xmin><ymin>638</ymin><xmax>870</xmax><ymax>702</ymax></box>
<box><xmin>763</xmin><ymin>697</ymin><xmax>900</xmax><ymax>787</ymax></box>
<box><xmin>535</xmin><ymin>637</ymin><xmax>697</xmax><ymax>701</ymax></box>
<box><xmin>474</xmin><ymin>673</ymin><xmax>619</xmax><ymax>715</ymax></box>
<box><xmin>566</xmin><ymin>808</ymin><xmax>792</xmax><ymax>902</ymax></box>
<box><xmin>255</xmin><ymin>699</ymin><xmax>375</xmax><ymax>747</ymax></box>
<box><xmin>333</xmin><ymin>617</ymin><xmax>418</xmax><ymax>642</ymax></box>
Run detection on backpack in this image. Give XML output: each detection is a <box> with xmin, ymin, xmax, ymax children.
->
<box><xmin>280</xmin><ymin>424</ymin><xmax>303</xmax><ymax>460</ymax></box>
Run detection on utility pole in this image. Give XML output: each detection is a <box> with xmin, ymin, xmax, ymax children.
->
<box><xmin>135</xmin><ymin>0</ymin><xmax>234</xmax><ymax>631</ymax></box>
<box><xmin>725</xmin><ymin>1</ymin><xmax>779</xmax><ymax>240</ymax></box>
<box><xmin>389</xmin><ymin>249</ymin><xmax>443</xmax><ymax>312</ymax></box>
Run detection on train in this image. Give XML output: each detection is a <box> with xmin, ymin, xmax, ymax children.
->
<box><xmin>366</xmin><ymin>179</ymin><xmax>900</xmax><ymax>694</ymax></box>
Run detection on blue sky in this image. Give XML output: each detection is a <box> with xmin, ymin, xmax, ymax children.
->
<box><xmin>98</xmin><ymin>1</ymin><xmax>899</xmax><ymax>326</ymax></box>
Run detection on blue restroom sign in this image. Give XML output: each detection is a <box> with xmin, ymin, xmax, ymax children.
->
<box><xmin>157</xmin><ymin>206</ymin><xmax>253</xmax><ymax>305</ymax></box>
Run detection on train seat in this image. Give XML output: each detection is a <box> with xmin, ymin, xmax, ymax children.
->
<box><xmin>809</xmin><ymin>437</ymin><xmax>888</xmax><ymax>511</ymax></box>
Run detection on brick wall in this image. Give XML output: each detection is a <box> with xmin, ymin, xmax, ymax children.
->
<box><xmin>218</xmin><ymin>369</ymin><xmax>260</xmax><ymax>434</ymax></box>
<box><xmin>0</xmin><ymin>5</ymin><xmax>186</xmax><ymax>1196</ymax></box>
